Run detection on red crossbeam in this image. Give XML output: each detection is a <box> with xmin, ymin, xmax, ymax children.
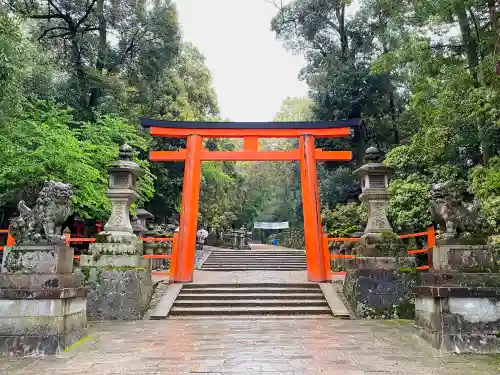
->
<box><xmin>328</xmin><ymin>237</ymin><xmax>361</xmax><ymax>242</ymax></box>
<box><xmin>143</xmin><ymin>254</ymin><xmax>172</xmax><ymax>259</ymax></box>
<box><xmin>315</xmin><ymin>150</ymin><xmax>352</xmax><ymax>161</ymax></box>
<box><xmin>150</xmin><ymin>127</ymin><xmax>351</xmax><ymax>138</ymax></box>
<box><xmin>141</xmin><ymin>237</ymin><xmax>173</xmax><ymax>242</ymax></box>
<box><xmin>416</xmin><ymin>265</ymin><xmax>430</xmax><ymax>270</ymax></box>
<box><xmin>399</xmin><ymin>232</ymin><xmax>428</xmax><ymax>239</ymax></box>
<box><xmin>408</xmin><ymin>248</ymin><xmax>428</xmax><ymax>255</ymax></box>
<box><xmin>150</xmin><ymin>150</ymin><xmax>352</xmax><ymax>162</ymax></box>
<box><xmin>330</xmin><ymin>254</ymin><xmax>356</xmax><ymax>259</ymax></box>
<box><xmin>68</xmin><ymin>238</ymin><xmax>96</xmax><ymax>243</ymax></box>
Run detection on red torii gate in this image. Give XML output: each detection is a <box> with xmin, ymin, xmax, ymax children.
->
<box><xmin>140</xmin><ymin>119</ymin><xmax>360</xmax><ymax>283</ymax></box>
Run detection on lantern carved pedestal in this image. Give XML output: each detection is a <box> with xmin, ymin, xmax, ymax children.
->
<box><xmin>79</xmin><ymin>145</ymin><xmax>153</xmax><ymax>321</ymax></box>
<box><xmin>342</xmin><ymin>147</ymin><xmax>417</xmax><ymax>319</ymax></box>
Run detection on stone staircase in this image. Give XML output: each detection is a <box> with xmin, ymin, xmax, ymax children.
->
<box><xmin>200</xmin><ymin>249</ymin><xmax>306</xmax><ymax>271</ymax></box>
<box><xmin>168</xmin><ymin>283</ymin><xmax>334</xmax><ymax>318</ymax></box>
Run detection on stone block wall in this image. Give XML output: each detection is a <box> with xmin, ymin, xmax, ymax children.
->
<box><xmin>414</xmin><ymin>286</ymin><xmax>500</xmax><ymax>353</ymax></box>
<box><xmin>80</xmin><ymin>267</ymin><xmax>153</xmax><ymax>320</ymax></box>
<box><xmin>0</xmin><ymin>287</ymin><xmax>87</xmax><ymax>356</ymax></box>
<box><xmin>343</xmin><ymin>268</ymin><xmax>418</xmax><ymax>319</ymax></box>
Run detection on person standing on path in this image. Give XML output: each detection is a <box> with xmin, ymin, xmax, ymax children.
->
<box><xmin>196</xmin><ymin>229</ymin><xmax>209</xmax><ymax>250</ymax></box>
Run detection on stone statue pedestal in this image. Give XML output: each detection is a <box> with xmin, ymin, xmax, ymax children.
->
<box><xmin>0</xmin><ymin>244</ymin><xmax>87</xmax><ymax>356</ymax></box>
<box><xmin>413</xmin><ymin>243</ymin><xmax>500</xmax><ymax>353</ymax></box>
<box><xmin>79</xmin><ymin>237</ymin><xmax>153</xmax><ymax>321</ymax></box>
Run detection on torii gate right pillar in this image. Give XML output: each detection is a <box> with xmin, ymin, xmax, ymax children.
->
<box><xmin>299</xmin><ymin>135</ymin><xmax>328</xmax><ymax>282</ymax></box>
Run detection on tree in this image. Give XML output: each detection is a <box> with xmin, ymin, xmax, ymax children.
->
<box><xmin>270</xmin><ymin>0</ymin><xmax>500</xmax><ymax>235</ymax></box>
<box><xmin>6</xmin><ymin>0</ymin><xmax>181</xmax><ymax>119</ymax></box>
<box><xmin>0</xmin><ymin>99</ymin><xmax>153</xmax><ymax>220</ymax></box>
<box><xmin>0</xmin><ymin>6</ymin><xmax>219</xmax><ymax>230</ymax></box>
<box><xmin>146</xmin><ymin>43</ymin><xmax>220</xmax><ymax>223</ymax></box>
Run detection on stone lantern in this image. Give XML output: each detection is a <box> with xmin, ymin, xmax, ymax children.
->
<box><xmin>132</xmin><ymin>208</ymin><xmax>153</xmax><ymax>236</ymax></box>
<box><xmin>353</xmin><ymin>147</ymin><xmax>394</xmax><ymax>236</ymax></box>
<box><xmin>342</xmin><ymin>147</ymin><xmax>416</xmax><ymax>320</ymax></box>
<box><xmin>80</xmin><ymin>144</ymin><xmax>153</xmax><ymax>321</ymax></box>
<box><xmin>137</xmin><ymin>208</ymin><xmax>154</xmax><ymax>229</ymax></box>
<box><xmin>101</xmin><ymin>144</ymin><xmax>144</xmax><ymax>242</ymax></box>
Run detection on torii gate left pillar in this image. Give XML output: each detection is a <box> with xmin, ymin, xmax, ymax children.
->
<box><xmin>175</xmin><ymin>134</ymin><xmax>203</xmax><ymax>282</ymax></box>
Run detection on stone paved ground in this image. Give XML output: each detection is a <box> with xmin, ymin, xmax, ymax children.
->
<box><xmin>3</xmin><ymin>319</ymin><xmax>499</xmax><ymax>375</ymax></box>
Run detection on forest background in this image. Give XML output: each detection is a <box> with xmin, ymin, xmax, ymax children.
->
<box><xmin>1</xmin><ymin>0</ymin><xmax>499</xmax><ymax>246</ymax></box>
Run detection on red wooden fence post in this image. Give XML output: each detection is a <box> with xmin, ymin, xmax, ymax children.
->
<box><xmin>322</xmin><ymin>233</ymin><xmax>331</xmax><ymax>281</ymax></box>
<box><xmin>170</xmin><ymin>232</ymin><xmax>179</xmax><ymax>283</ymax></box>
<box><xmin>6</xmin><ymin>232</ymin><xmax>14</xmax><ymax>247</ymax></box>
<box><xmin>427</xmin><ymin>225</ymin><xmax>435</xmax><ymax>269</ymax></box>
<box><xmin>63</xmin><ymin>228</ymin><xmax>71</xmax><ymax>248</ymax></box>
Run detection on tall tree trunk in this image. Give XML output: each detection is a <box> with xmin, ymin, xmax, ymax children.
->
<box><xmin>455</xmin><ymin>5</ymin><xmax>490</xmax><ymax>165</ymax></box>
<box><xmin>336</xmin><ymin>3</ymin><xmax>348</xmax><ymax>63</ymax></box>
<box><xmin>378</xmin><ymin>10</ymin><xmax>400</xmax><ymax>145</ymax></box>
<box><xmin>489</xmin><ymin>0</ymin><xmax>498</xmax><ymax>51</ymax></box>
<box><xmin>69</xmin><ymin>29</ymin><xmax>89</xmax><ymax>117</ymax></box>
<box><xmin>455</xmin><ymin>5</ymin><xmax>479</xmax><ymax>84</ymax></box>
<box><xmin>89</xmin><ymin>0</ymin><xmax>107</xmax><ymax>109</ymax></box>
<box><xmin>489</xmin><ymin>0</ymin><xmax>500</xmax><ymax>78</ymax></box>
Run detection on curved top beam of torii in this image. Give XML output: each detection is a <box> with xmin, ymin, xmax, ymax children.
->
<box><xmin>139</xmin><ymin>118</ymin><xmax>361</xmax><ymax>129</ymax></box>
<box><xmin>139</xmin><ymin>118</ymin><xmax>361</xmax><ymax>139</ymax></box>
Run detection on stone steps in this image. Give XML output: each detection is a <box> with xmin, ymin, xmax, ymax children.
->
<box><xmin>176</xmin><ymin>293</ymin><xmax>325</xmax><ymax>300</ymax></box>
<box><xmin>169</xmin><ymin>306</ymin><xmax>332</xmax><ymax>316</ymax></box>
<box><xmin>201</xmin><ymin>265</ymin><xmax>306</xmax><ymax>272</ymax></box>
<box><xmin>201</xmin><ymin>250</ymin><xmax>306</xmax><ymax>271</ymax></box>
<box><xmin>168</xmin><ymin>283</ymin><xmax>333</xmax><ymax>318</ymax></box>
<box><xmin>174</xmin><ymin>299</ymin><xmax>329</xmax><ymax>307</ymax></box>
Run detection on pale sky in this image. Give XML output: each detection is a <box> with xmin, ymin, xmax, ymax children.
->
<box><xmin>175</xmin><ymin>0</ymin><xmax>309</xmax><ymax>122</ymax></box>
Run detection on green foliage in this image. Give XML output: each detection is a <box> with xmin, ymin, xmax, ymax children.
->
<box><xmin>270</xmin><ymin>0</ymin><xmax>500</xmax><ymax>236</ymax></box>
<box><xmin>74</xmin><ymin>115</ymin><xmax>155</xmax><ymax>218</ymax></box>
<box><xmin>0</xmin><ymin>99</ymin><xmax>153</xmax><ymax>219</ymax></box>
<box><xmin>0</xmin><ymin>12</ymin><xmax>22</xmax><ymax>103</ymax></box>
<box><xmin>387</xmin><ymin>177</ymin><xmax>432</xmax><ymax>232</ymax></box>
<box><xmin>0</xmin><ymin>100</ymin><xmax>100</xmax><ymax>210</ymax></box>
<box><xmin>0</xmin><ymin>3</ymin><xmax>222</xmax><ymax>227</ymax></box>
<box><xmin>267</xmin><ymin>228</ymin><xmax>305</xmax><ymax>249</ymax></box>
<box><xmin>322</xmin><ymin>203</ymin><xmax>367</xmax><ymax>236</ymax></box>
<box><xmin>273</xmin><ymin>97</ymin><xmax>313</xmax><ymax>122</ymax></box>
<box><xmin>470</xmin><ymin>157</ymin><xmax>500</xmax><ymax>231</ymax></box>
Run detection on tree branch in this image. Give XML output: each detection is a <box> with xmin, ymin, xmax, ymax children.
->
<box><xmin>108</xmin><ymin>26</ymin><xmax>151</xmax><ymax>71</ymax></box>
<box><xmin>264</xmin><ymin>0</ymin><xmax>284</xmax><ymax>11</ymax></box>
<box><xmin>76</xmin><ymin>0</ymin><xmax>98</xmax><ymax>27</ymax></box>
<box><xmin>80</xmin><ymin>25</ymin><xmax>99</xmax><ymax>33</ymax></box>
<box><xmin>46</xmin><ymin>31</ymin><xmax>73</xmax><ymax>39</ymax></box>
<box><xmin>29</xmin><ymin>13</ymin><xmax>64</xmax><ymax>19</ymax></box>
<box><xmin>38</xmin><ymin>26</ymin><xmax>69</xmax><ymax>40</ymax></box>
<box><xmin>47</xmin><ymin>0</ymin><xmax>64</xmax><ymax>17</ymax></box>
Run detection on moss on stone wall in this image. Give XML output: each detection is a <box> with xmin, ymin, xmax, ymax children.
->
<box><xmin>78</xmin><ymin>266</ymin><xmax>92</xmax><ymax>281</ymax></box>
<box><xmin>101</xmin><ymin>266</ymin><xmax>148</xmax><ymax>271</ymax></box>
<box><xmin>342</xmin><ymin>268</ymin><xmax>418</xmax><ymax>320</ymax></box>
